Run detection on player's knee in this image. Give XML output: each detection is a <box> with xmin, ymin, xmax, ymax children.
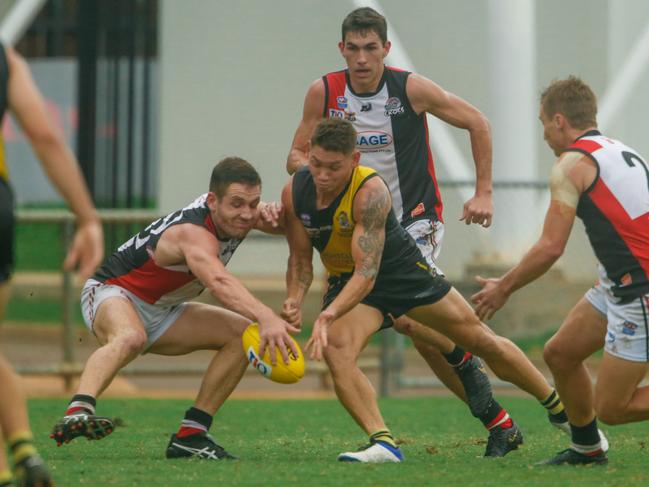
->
<box><xmin>595</xmin><ymin>400</ymin><xmax>626</xmax><ymax>425</ymax></box>
<box><xmin>543</xmin><ymin>336</ymin><xmax>573</xmax><ymax>371</ymax></box>
<box><xmin>116</xmin><ymin>331</ymin><xmax>147</xmax><ymax>357</ymax></box>
<box><xmin>323</xmin><ymin>344</ymin><xmax>355</xmax><ymax>376</ymax></box>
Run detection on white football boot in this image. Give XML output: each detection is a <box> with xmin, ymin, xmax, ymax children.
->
<box><xmin>337</xmin><ymin>441</ymin><xmax>403</xmax><ymax>463</ymax></box>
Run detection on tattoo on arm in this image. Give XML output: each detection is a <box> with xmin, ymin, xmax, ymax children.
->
<box><xmin>357</xmin><ymin>186</ymin><xmax>390</xmax><ymax>278</ymax></box>
<box><xmin>295</xmin><ymin>260</ymin><xmax>313</xmax><ymax>289</ymax></box>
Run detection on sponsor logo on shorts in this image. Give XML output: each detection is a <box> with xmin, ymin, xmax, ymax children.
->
<box><xmin>385</xmin><ymin>97</ymin><xmax>405</xmax><ymax>117</ymax></box>
<box><xmin>410</xmin><ymin>202</ymin><xmax>425</xmax><ymax>218</ymax></box>
<box><xmin>621</xmin><ymin>321</ymin><xmax>638</xmax><ymax>336</ymax></box>
<box><xmin>606</xmin><ymin>330</ymin><xmax>616</xmax><ymax>344</ymax></box>
<box><xmin>300</xmin><ymin>213</ymin><xmax>311</xmax><ymax>225</ymax></box>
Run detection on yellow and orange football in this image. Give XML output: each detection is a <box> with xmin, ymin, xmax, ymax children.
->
<box><xmin>241</xmin><ymin>323</ymin><xmax>305</xmax><ymax>384</ymax></box>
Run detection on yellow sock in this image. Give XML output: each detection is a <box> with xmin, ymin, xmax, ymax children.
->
<box><xmin>369</xmin><ymin>429</ymin><xmax>397</xmax><ymax>448</ymax></box>
<box><xmin>541</xmin><ymin>389</ymin><xmax>565</xmax><ymax>415</ymax></box>
<box><xmin>0</xmin><ymin>470</ymin><xmax>13</xmax><ymax>486</ymax></box>
<box><xmin>7</xmin><ymin>431</ymin><xmax>37</xmax><ymax>464</ymax></box>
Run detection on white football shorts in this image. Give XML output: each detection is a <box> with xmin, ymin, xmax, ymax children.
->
<box><xmin>585</xmin><ymin>267</ymin><xmax>649</xmax><ymax>363</ymax></box>
<box><xmin>405</xmin><ymin>218</ymin><xmax>445</xmax><ymax>275</ymax></box>
<box><xmin>81</xmin><ymin>279</ymin><xmax>187</xmax><ymax>352</ymax></box>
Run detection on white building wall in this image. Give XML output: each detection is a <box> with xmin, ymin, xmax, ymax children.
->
<box><xmin>159</xmin><ymin>0</ymin><xmax>649</xmax><ymax>279</ymax></box>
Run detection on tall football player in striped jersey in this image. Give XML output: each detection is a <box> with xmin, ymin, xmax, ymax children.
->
<box><xmin>0</xmin><ymin>45</ymin><xmax>104</xmax><ymax>487</ymax></box>
<box><xmin>50</xmin><ymin>157</ymin><xmax>298</xmax><ymax>461</ymax></box>
<box><xmin>474</xmin><ymin>76</ymin><xmax>649</xmax><ymax>465</ymax></box>
<box><xmin>286</xmin><ymin>7</ymin><xmax>569</xmax><ymax>452</ymax></box>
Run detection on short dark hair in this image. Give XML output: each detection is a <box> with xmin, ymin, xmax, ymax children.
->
<box><xmin>342</xmin><ymin>7</ymin><xmax>388</xmax><ymax>44</ymax></box>
<box><xmin>209</xmin><ymin>157</ymin><xmax>261</xmax><ymax>198</ymax></box>
<box><xmin>311</xmin><ymin>118</ymin><xmax>357</xmax><ymax>155</ymax></box>
<box><xmin>540</xmin><ymin>76</ymin><xmax>598</xmax><ymax>129</ymax></box>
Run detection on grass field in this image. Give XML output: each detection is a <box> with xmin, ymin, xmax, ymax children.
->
<box><xmin>29</xmin><ymin>396</ymin><xmax>648</xmax><ymax>487</ymax></box>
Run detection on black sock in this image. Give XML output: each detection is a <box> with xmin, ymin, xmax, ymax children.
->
<box><xmin>443</xmin><ymin>346</ymin><xmax>468</xmax><ymax>367</ymax></box>
<box><xmin>177</xmin><ymin>407</ymin><xmax>213</xmax><ymax>437</ymax></box>
<box><xmin>570</xmin><ymin>418</ymin><xmax>601</xmax><ymax>452</ymax></box>
<box><xmin>66</xmin><ymin>394</ymin><xmax>96</xmax><ymax>415</ymax></box>
<box><xmin>185</xmin><ymin>407</ymin><xmax>213</xmax><ymax>430</ymax></box>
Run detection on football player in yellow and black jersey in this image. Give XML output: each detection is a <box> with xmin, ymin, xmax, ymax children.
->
<box><xmin>0</xmin><ymin>44</ymin><xmax>104</xmax><ymax>487</ymax></box>
<box><xmin>282</xmin><ymin>118</ymin><xmax>562</xmax><ymax>462</ymax></box>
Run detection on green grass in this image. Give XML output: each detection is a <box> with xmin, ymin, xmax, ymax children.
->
<box><xmin>28</xmin><ymin>397</ymin><xmax>649</xmax><ymax>486</ymax></box>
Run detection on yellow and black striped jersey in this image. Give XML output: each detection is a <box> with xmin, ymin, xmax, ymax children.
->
<box><xmin>292</xmin><ymin>165</ymin><xmax>430</xmax><ymax>280</ymax></box>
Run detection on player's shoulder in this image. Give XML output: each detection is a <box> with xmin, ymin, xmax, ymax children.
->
<box><xmin>354</xmin><ymin>171</ymin><xmax>391</xmax><ymax>211</ymax></box>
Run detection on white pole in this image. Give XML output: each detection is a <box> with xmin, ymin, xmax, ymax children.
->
<box><xmin>599</xmin><ymin>19</ymin><xmax>649</xmax><ymax>131</ymax></box>
<box><xmin>0</xmin><ymin>0</ymin><xmax>47</xmax><ymax>46</ymax></box>
<box><xmin>487</xmin><ymin>0</ymin><xmax>538</xmax><ymax>260</ymax></box>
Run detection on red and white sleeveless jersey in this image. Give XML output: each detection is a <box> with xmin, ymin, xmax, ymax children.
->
<box><xmin>94</xmin><ymin>194</ymin><xmax>243</xmax><ymax>306</ymax></box>
<box><xmin>569</xmin><ymin>131</ymin><xmax>649</xmax><ymax>300</ymax></box>
<box><xmin>322</xmin><ymin>67</ymin><xmax>443</xmax><ymax>226</ymax></box>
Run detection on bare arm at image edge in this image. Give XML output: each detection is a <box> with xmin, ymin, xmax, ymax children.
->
<box><xmin>7</xmin><ymin>47</ymin><xmax>103</xmax><ymax>279</ymax></box>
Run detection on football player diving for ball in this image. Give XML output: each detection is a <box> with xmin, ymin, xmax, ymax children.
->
<box><xmin>51</xmin><ymin>157</ymin><xmax>298</xmax><ymax>460</ymax></box>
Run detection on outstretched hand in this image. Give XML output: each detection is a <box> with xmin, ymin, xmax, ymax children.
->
<box><xmin>460</xmin><ymin>193</ymin><xmax>493</xmax><ymax>227</ymax></box>
<box><xmin>63</xmin><ymin>220</ymin><xmax>104</xmax><ymax>281</ymax></box>
<box><xmin>305</xmin><ymin>310</ymin><xmax>335</xmax><ymax>361</ymax></box>
<box><xmin>258</xmin><ymin>201</ymin><xmax>283</xmax><ymax>228</ymax></box>
<box><xmin>471</xmin><ymin>275</ymin><xmax>508</xmax><ymax>320</ymax></box>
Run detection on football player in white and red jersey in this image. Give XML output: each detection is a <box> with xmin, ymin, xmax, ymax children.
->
<box><xmin>50</xmin><ymin>157</ymin><xmax>298</xmax><ymax>461</ymax></box>
<box><xmin>286</xmin><ymin>7</ymin><xmax>569</xmax><ymax>458</ymax></box>
<box><xmin>473</xmin><ymin>76</ymin><xmax>649</xmax><ymax>465</ymax></box>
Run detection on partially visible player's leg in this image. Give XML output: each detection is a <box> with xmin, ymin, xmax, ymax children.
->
<box><xmin>323</xmin><ymin>304</ymin><xmax>402</xmax><ymax>463</ymax></box>
<box><xmin>0</xmin><ymin>282</ymin><xmax>9</xmax><ymax>323</ymax></box>
<box><xmin>595</xmin><ymin>354</ymin><xmax>649</xmax><ymax>425</ymax></box>
<box><xmin>539</xmin><ymin>297</ymin><xmax>609</xmax><ymax>465</ymax></box>
<box><xmin>0</xmin><ymin>194</ymin><xmax>53</xmax><ymax>483</ymax></box>
<box><xmin>0</xmin><ymin>355</ymin><xmax>53</xmax><ymax>486</ymax></box>
<box><xmin>408</xmin><ymin>287</ymin><xmax>553</xmax><ymax>400</ymax></box>
<box><xmin>52</xmin><ymin>295</ymin><xmax>146</xmax><ymax>446</ymax></box>
<box><xmin>325</xmin><ymin>304</ymin><xmax>384</xmax><ymax>433</ymax></box>
<box><xmin>151</xmin><ymin>303</ymin><xmax>249</xmax><ymax>460</ymax></box>
<box><xmin>397</xmin><ymin>219</ymin><xmax>484</xmax><ymax>405</ymax></box>
<box><xmin>544</xmin><ymin>298</ymin><xmax>606</xmax><ymax>427</ymax></box>
<box><xmin>393</xmin><ymin>317</ymin><xmax>467</xmax><ymax>400</ymax></box>
<box><xmin>594</xmin><ymin>293</ymin><xmax>649</xmax><ymax>425</ymax></box>
<box><xmin>78</xmin><ymin>296</ymin><xmax>148</xmax><ymax>397</ymax></box>
<box><xmin>395</xmin><ymin>317</ymin><xmax>495</xmax><ymax>419</ymax></box>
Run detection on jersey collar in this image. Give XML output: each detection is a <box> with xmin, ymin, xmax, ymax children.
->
<box><xmin>575</xmin><ymin>129</ymin><xmax>601</xmax><ymax>140</ymax></box>
<box><xmin>344</xmin><ymin>67</ymin><xmax>387</xmax><ymax>98</ymax></box>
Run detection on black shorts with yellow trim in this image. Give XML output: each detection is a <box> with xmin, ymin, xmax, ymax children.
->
<box><xmin>0</xmin><ymin>177</ymin><xmax>15</xmax><ymax>283</ymax></box>
<box><xmin>322</xmin><ymin>264</ymin><xmax>452</xmax><ymax>330</ymax></box>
